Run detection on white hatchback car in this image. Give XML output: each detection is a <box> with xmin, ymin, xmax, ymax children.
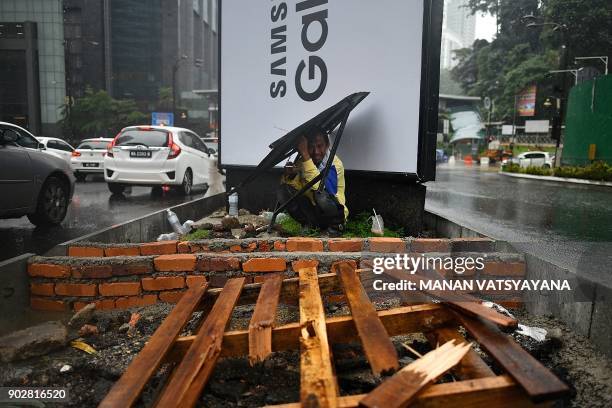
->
<box><xmin>71</xmin><ymin>138</ymin><xmax>114</xmax><ymax>181</ymax></box>
<box><xmin>103</xmin><ymin>125</ymin><xmax>216</xmax><ymax>195</ymax></box>
<box><xmin>36</xmin><ymin>137</ymin><xmax>75</xmax><ymax>166</ymax></box>
<box><xmin>511</xmin><ymin>151</ymin><xmax>554</xmax><ymax>168</ymax></box>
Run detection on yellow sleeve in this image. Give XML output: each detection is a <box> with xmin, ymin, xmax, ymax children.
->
<box><xmin>301</xmin><ymin>158</ymin><xmax>322</xmax><ymax>190</ymax></box>
<box><xmin>334</xmin><ymin>157</ymin><xmax>349</xmax><ymax>220</ymax></box>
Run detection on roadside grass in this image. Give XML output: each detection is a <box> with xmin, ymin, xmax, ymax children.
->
<box><xmin>183</xmin><ymin>228</ymin><xmax>211</xmax><ymax>241</ymax></box>
<box><xmin>279</xmin><ymin>212</ymin><xmax>403</xmax><ymax>238</ymax></box>
<box><xmin>502</xmin><ymin>161</ymin><xmax>612</xmax><ymax>181</ymax></box>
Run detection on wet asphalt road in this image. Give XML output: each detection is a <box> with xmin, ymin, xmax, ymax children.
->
<box><xmin>426</xmin><ymin>164</ymin><xmax>612</xmax><ymax>285</ymax></box>
<box><xmin>0</xmin><ymin>173</ymin><xmax>225</xmax><ymax>262</ymax></box>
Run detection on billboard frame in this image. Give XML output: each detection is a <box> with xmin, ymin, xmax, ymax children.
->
<box><xmin>217</xmin><ymin>0</ymin><xmax>443</xmax><ymax>183</ymax></box>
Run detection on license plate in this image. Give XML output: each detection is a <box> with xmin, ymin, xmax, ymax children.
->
<box><xmin>130</xmin><ymin>150</ymin><xmax>152</xmax><ymax>158</ymax></box>
<box><xmin>83</xmin><ymin>163</ymin><xmax>99</xmax><ymax>167</ymax></box>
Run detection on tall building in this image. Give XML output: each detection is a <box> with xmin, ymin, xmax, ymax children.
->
<box><xmin>0</xmin><ymin>0</ymin><xmax>66</xmax><ymax>136</ymax></box>
<box><xmin>441</xmin><ymin>0</ymin><xmax>476</xmax><ymax>69</ymax></box>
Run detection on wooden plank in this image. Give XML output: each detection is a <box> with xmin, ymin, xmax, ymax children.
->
<box><xmin>454</xmin><ymin>311</ymin><xmax>569</xmax><ymax>402</ymax></box>
<box><xmin>299</xmin><ymin>266</ymin><xmax>338</xmax><ymax>408</ymax></box>
<box><xmin>198</xmin><ymin>271</ymin><xmax>363</xmax><ymax>311</ymax></box>
<box><xmin>268</xmin><ymin>375</ymin><xmax>539</xmax><ymax>408</ymax></box>
<box><xmin>360</xmin><ymin>340</ymin><xmax>471</xmax><ymax>408</ymax></box>
<box><xmin>382</xmin><ymin>268</ymin><xmax>518</xmax><ymax>328</ymax></box>
<box><xmin>249</xmin><ymin>274</ymin><xmax>283</xmax><ymax>364</ymax></box>
<box><xmin>155</xmin><ymin>278</ymin><xmax>245</xmax><ymax>408</ymax></box>
<box><xmin>425</xmin><ymin>327</ymin><xmax>495</xmax><ymax>379</ymax></box>
<box><xmin>335</xmin><ymin>262</ymin><xmax>398</xmax><ymax>374</ymax></box>
<box><xmin>99</xmin><ymin>281</ymin><xmax>209</xmax><ymax>408</ymax></box>
<box><xmin>167</xmin><ymin>304</ymin><xmax>454</xmax><ymax>362</ymax></box>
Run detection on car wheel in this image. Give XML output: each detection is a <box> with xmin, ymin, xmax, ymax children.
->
<box><xmin>27</xmin><ymin>176</ymin><xmax>69</xmax><ymax>226</ymax></box>
<box><xmin>543</xmin><ymin>164</ymin><xmax>551</xmax><ymax>169</ymax></box>
<box><xmin>178</xmin><ymin>169</ymin><xmax>193</xmax><ymax>195</ymax></box>
<box><xmin>75</xmin><ymin>172</ymin><xmax>87</xmax><ymax>182</ymax></box>
<box><xmin>107</xmin><ymin>183</ymin><xmax>126</xmax><ymax>195</ymax></box>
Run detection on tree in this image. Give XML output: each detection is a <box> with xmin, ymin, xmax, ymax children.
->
<box><xmin>60</xmin><ymin>87</ymin><xmax>147</xmax><ymax>141</ymax></box>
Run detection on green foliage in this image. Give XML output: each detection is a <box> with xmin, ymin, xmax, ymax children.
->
<box><xmin>342</xmin><ymin>213</ymin><xmax>403</xmax><ymax>238</ymax></box>
<box><xmin>279</xmin><ymin>216</ymin><xmax>306</xmax><ymax>236</ymax></box>
<box><xmin>60</xmin><ymin>87</ymin><xmax>147</xmax><ymax>139</ymax></box>
<box><xmin>453</xmin><ymin>0</ymin><xmax>612</xmax><ymax>123</ymax></box>
<box><xmin>554</xmin><ymin>162</ymin><xmax>612</xmax><ymax>181</ymax></box>
<box><xmin>183</xmin><ymin>228</ymin><xmax>211</xmax><ymax>241</ymax></box>
<box><xmin>503</xmin><ymin>162</ymin><xmax>612</xmax><ymax>181</ymax></box>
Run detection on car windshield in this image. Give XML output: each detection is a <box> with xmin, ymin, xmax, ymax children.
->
<box><xmin>115</xmin><ymin>130</ymin><xmax>169</xmax><ymax>147</ymax></box>
<box><xmin>77</xmin><ymin>141</ymin><xmax>109</xmax><ymax>150</ymax></box>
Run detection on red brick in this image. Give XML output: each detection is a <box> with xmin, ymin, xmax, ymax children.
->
<box><xmin>254</xmin><ymin>273</ymin><xmax>283</xmax><ymax>284</ymax></box>
<box><xmin>74</xmin><ymin>299</ymin><xmax>115</xmax><ymax>311</ymax></box>
<box><xmin>55</xmin><ymin>283</ymin><xmax>97</xmax><ymax>297</ymax></box>
<box><xmin>154</xmin><ymin>254</ymin><xmax>197</xmax><ymax>272</ymax></box>
<box><xmin>140</xmin><ymin>240</ymin><xmax>178</xmax><ymax>256</ymax></box>
<box><xmin>28</xmin><ymin>263</ymin><xmax>70</xmax><ymax>278</ymax></box>
<box><xmin>242</xmin><ymin>258</ymin><xmax>286</xmax><ymax>272</ymax></box>
<box><xmin>229</xmin><ymin>245</ymin><xmax>242</xmax><ymax>252</ymax></box>
<box><xmin>71</xmin><ymin>265</ymin><xmax>113</xmax><ymax>279</ymax></box>
<box><xmin>331</xmin><ymin>260</ymin><xmax>358</xmax><ymax>273</ymax></box>
<box><xmin>273</xmin><ymin>241</ymin><xmax>286</xmax><ymax>251</ymax></box>
<box><xmin>291</xmin><ymin>259</ymin><xmax>319</xmax><ymax>271</ymax></box>
<box><xmin>104</xmin><ymin>246</ymin><xmax>140</xmax><ymax>257</ymax></box>
<box><xmin>186</xmin><ymin>275</ymin><xmax>207</xmax><ymax>288</ymax></box>
<box><xmin>115</xmin><ymin>295</ymin><xmax>157</xmax><ymax>309</ymax></box>
<box><xmin>30</xmin><ymin>283</ymin><xmax>55</xmax><ymax>297</ymax></box>
<box><xmin>208</xmin><ymin>275</ymin><xmax>229</xmax><ymax>287</ymax></box>
<box><xmin>286</xmin><ymin>238</ymin><xmax>324</xmax><ymax>252</ymax></box>
<box><xmin>328</xmin><ymin>239</ymin><xmax>363</xmax><ymax>252</ymax></box>
<box><xmin>141</xmin><ymin>276</ymin><xmax>185</xmax><ymax>291</ymax></box>
<box><xmin>68</xmin><ymin>246</ymin><xmax>104</xmax><ymax>257</ymax></box>
<box><xmin>258</xmin><ymin>241</ymin><xmax>272</xmax><ymax>252</ymax></box>
<box><xmin>99</xmin><ymin>282</ymin><xmax>141</xmax><ymax>296</ymax></box>
<box><xmin>112</xmin><ymin>263</ymin><xmax>152</xmax><ymax>276</ymax></box>
<box><xmin>177</xmin><ymin>241</ymin><xmax>191</xmax><ymax>253</ymax></box>
<box><xmin>481</xmin><ymin>261</ymin><xmax>526</xmax><ymax>277</ymax></box>
<box><xmin>199</xmin><ymin>257</ymin><xmax>240</xmax><ymax>272</ymax></box>
<box><xmin>30</xmin><ymin>297</ymin><xmax>68</xmax><ymax>311</ymax></box>
<box><xmin>369</xmin><ymin>237</ymin><xmax>406</xmax><ymax>253</ymax></box>
<box><xmin>411</xmin><ymin>239</ymin><xmax>451</xmax><ymax>253</ymax></box>
<box><xmin>159</xmin><ymin>290</ymin><xmax>185</xmax><ymax>303</ymax></box>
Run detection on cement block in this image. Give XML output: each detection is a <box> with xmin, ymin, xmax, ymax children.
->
<box><xmin>0</xmin><ymin>254</ymin><xmax>34</xmax><ymax>330</ymax></box>
<box><xmin>589</xmin><ymin>284</ymin><xmax>612</xmax><ymax>358</ymax></box>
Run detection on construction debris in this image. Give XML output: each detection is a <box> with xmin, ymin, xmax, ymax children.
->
<box><xmin>97</xmin><ymin>262</ymin><xmax>569</xmax><ymax>408</ymax></box>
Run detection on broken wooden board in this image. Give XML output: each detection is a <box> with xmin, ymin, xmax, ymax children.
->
<box><xmin>167</xmin><ymin>304</ymin><xmax>453</xmax><ymax>362</ymax></box>
<box><xmin>269</xmin><ymin>375</ymin><xmax>540</xmax><ymax>408</ymax></box>
<box><xmin>382</xmin><ymin>267</ymin><xmax>518</xmax><ymax>328</ymax></box>
<box><xmin>335</xmin><ymin>262</ymin><xmax>398</xmax><ymax>375</ymax></box>
<box><xmin>454</xmin><ymin>311</ymin><xmax>569</xmax><ymax>402</ymax></box>
<box><xmin>359</xmin><ymin>340</ymin><xmax>472</xmax><ymax>408</ymax></box>
<box><xmin>155</xmin><ymin>278</ymin><xmax>245</xmax><ymax>408</ymax></box>
<box><xmin>299</xmin><ymin>266</ymin><xmax>339</xmax><ymax>408</ymax></box>
<box><xmin>99</xmin><ymin>281</ymin><xmax>209</xmax><ymax>408</ymax></box>
<box><xmin>425</xmin><ymin>327</ymin><xmax>495</xmax><ymax>379</ymax></box>
<box><xmin>249</xmin><ymin>274</ymin><xmax>283</xmax><ymax>364</ymax></box>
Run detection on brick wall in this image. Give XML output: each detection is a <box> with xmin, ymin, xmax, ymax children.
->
<box><xmin>29</xmin><ymin>237</ymin><xmax>524</xmax><ymax>311</ymax></box>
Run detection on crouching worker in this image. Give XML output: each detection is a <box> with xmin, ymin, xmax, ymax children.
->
<box><xmin>278</xmin><ymin>130</ymin><xmax>348</xmax><ymax>235</ymax></box>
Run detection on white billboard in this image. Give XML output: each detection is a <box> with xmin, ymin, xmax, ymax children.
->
<box><xmin>220</xmin><ymin>0</ymin><xmax>442</xmax><ymax>175</ymax></box>
<box><xmin>525</xmin><ymin>120</ymin><xmax>550</xmax><ymax>134</ymax></box>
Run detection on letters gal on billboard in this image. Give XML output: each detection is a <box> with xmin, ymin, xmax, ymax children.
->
<box><xmin>220</xmin><ymin>0</ymin><xmax>426</xmax><ymax>173</ymax></box>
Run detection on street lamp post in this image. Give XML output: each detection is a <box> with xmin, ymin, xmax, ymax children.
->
<box><xmin>574</xmin><ymin>56</ymin><xmax>609</xmax><ymax>76</ymax></box>
<box><xmin>172</xmin><ymin>55</ymin><xmax>189</xmax><ymax>122</ymax></box>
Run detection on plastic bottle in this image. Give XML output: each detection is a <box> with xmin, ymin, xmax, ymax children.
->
<box><xmin>166</xmin><ymin>209</ymin><xmax>187</xmax><ymax>235</ymax></box>
<box><xmin>228</xmin><ymin>193</ymin><xmax>239</xmax><ymax>216</ymax></box>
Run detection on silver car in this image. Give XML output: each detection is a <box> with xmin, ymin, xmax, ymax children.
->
<box><xmin>0</xmin><ymin>122</ymin><xmax>76</xmax><ymax>226</ymax></box>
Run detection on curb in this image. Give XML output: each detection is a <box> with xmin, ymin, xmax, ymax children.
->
<box><xmin>500</xmin><ymin>171</ymin><xmax>612</xmax><ymax>187</ymax></box>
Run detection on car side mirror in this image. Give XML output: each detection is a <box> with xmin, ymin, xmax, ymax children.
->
<box><xmin>208</xmin><ymin>148</ymin><xmax>216</xmax><ymax>155</ymax></box>
<box><xmin>38</xmin><ymin>143</ymin><xmax>46</xmax><ymax>150</ymax></box>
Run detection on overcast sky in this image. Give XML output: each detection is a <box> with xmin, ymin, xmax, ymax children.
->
<box><xmin>475</xmin><ymin>12</ymin><xmax>497</xmax><ymax>41</ymax></box>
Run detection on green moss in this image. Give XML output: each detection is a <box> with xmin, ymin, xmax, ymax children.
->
<box><xmin>278</xmin><ymin>216</ymin><xmax>303</xmax><ymax>236</ymax></box>
<box><xmin>342</xmin><ymin>212</ymin><xmax>403</xmax><ymax>238</ymax></box>
<box><xmin>183</xmin><ymin>228</ymin><xmax>211</xmax><ymax>241</ymax></box>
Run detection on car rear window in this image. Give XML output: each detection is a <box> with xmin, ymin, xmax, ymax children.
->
<box><xmin>115</xmin><ymin>130</ymin><xmax>169</xmax><ymax>147</ymax></box>
<box><xmin>77</xmin><ymin>141</ymin><xmax>109</xmax><ymax>150</ymax></box>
